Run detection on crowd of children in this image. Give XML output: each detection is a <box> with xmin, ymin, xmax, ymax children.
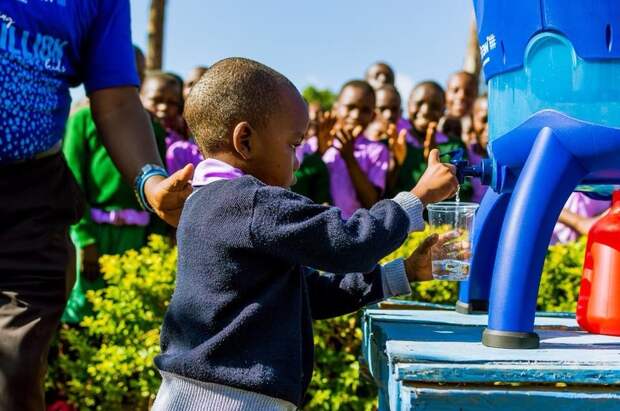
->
<box><xmin>292</xmin><ymin>62</ymin><xmax>489</xmax><ymax>215</ymax></box>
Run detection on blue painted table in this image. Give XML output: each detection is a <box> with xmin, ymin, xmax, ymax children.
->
<box><xmin>362</xmin><ymin>300</ymin><xmax>620</xmax><ymax>410</ymax></box>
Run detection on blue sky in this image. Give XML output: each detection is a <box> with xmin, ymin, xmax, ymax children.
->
<box><xmin>73</xmin><ymin>0</ymin><xmax>474</xmax><ymax>101</ymax></box>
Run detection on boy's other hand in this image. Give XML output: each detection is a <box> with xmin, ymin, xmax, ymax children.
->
<box><xmin>404</xmin><ymin>232</ymin><xmax>465</xmax><ymax>282</ymax></box>
<box><xmin>144</xmin><ymin>163</ymin><xmax>194</xmax><ymax>227</ymax></box>
<box><xmin>411</xmin><ymin>149</ymin><xmax>458</xmax><ymax>205</ymax></box>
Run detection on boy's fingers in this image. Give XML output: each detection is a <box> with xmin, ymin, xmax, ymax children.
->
<box><xmin>427</xmin><ymin>149</ymin><xmax>440</xmax><ymax>166</ymax></box>
<box><xmin>419</xmin><ymin>234</ymin><xmax>439</xmax><ymax>253</ymax></box>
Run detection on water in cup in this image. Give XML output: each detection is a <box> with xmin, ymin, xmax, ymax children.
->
<box><xmin>427</xmin><ymin>201</ymin><xmax>479</xmax><ymax>281</ymax></box>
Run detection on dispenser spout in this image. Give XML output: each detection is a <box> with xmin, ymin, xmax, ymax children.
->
<box><xmin>444</xmin><ymin>149</ymin><xmax>493</xmax><ymax>186</ymax></box>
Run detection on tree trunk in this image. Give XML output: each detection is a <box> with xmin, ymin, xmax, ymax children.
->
<box><xmin>147</xmin><ymin>0</ymin><xmax>166</xmax><ymax>70</ymax></box>
<box><xmin>463</xmin><ymin>14</ymin><xmax>481</xmax><ymax>80</ymax></box>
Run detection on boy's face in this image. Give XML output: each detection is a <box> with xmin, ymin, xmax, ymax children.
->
<box><xmin>376</xmin><ymin>89</ymin><xmax>402</xmax><ymax>124</ymax></box>
<box><xmin>248</xmin><ymin>85</ymin><xmax>308</xmax><ymax>188</ymax></box>
<box><xmin>366</xmin><ymin>64</ymin><xmax>393</xmax><ymax>90</ymax></box>
<box><xmin>446</xmin><ymin>73</ymin><xmax>477</xmax><ymax>118</ymax></box>
<box><xmin>408</xmin><ymin>85</ymin><xmax>444</xmax><ymax>134</ymax></box>
<box><xmin>472</xmin><ymin>98</ymin><xmax>489</xmax><ymax>149</ymax></box>
<box><xmin>141</xmin><ymin>79</ymin><xmax>182</xmax><ymax>128</ymax></box>
<box><xmin>336</xmin><ymin>86</ymin><xmax>375</xmax><ymax>131</ymax></box>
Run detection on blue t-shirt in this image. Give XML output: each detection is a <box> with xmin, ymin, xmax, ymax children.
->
<box><xmin>0</xmin><ymin>0</ymin><xmax>139</xmax><ymax>163</ymax></box>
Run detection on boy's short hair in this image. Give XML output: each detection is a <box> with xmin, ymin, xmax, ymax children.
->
<box><xmin>143</xmin><ymin>71</ymin><xmax>182</xmax><ymax>91</ymax></box>
<box><xmin>410</xmin><ymin>81</ymin><xmax>445</xmax><ymax>105</ymax></box>
<box><xmin>376</xmin><ymin>84</ymin><xmax>401</xmax><ymax>100</ymax></box>
<box><xmin>365</xmin><ymin>61</ymin><xmax>395</xmax><ymax>84</ymax></box>
<box><xmin>339</xmin><ymin>79</ymin><xmax>376</xmax><ymax>100</ymax></box>
<box><xmin>448</xmin><ymin>70</ymin><xmax>478</xmax><ymax>87</ymax></box>
<box><xmin>184</xmin><ymin>57</ymin><xmax>296</xmax><ymax>155</ymax></box>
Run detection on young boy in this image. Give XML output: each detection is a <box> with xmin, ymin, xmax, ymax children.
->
<box><xmin>390</xmin><ymin>81</ymin><xmax>472</xmax><ymax>200</ymax></box>
<box><xmin>291</xmin><ymin>101</ymin><xmax>331</xmax><ymax>204</ymax></box>
<box><xmin>322</xmin><ymin>80</ymin><xmax>388</xmax><ymax>218</ymax></box>
<box><xmin>153</xmin><ymin>57</ymin><xmax>458</xmax><ymax>410</ymax></box>
<box><xmin>440</xmin><ymin>71</ymin><xmax>478</xmax><ymax>143</ymax></box>
<box><xmin>365</xmin><ymin>61</ymin><xmax>395</xmax><ymax>90</ymax></box>
<box><xmin>141</xmin><ymin>72</ymin><xmax>203</xmax><ymax>173</ymax></box>
<box><xmin>365</xmin><ymin>84</ymin><xmax>409</xmax><ymax>197</ymax></box>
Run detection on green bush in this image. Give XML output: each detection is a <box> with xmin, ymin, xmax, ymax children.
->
<box><xmin>46</xmin><ymin>233</ymin><xmax>587</xmax><ymax>410</ymax></box>
<box><xmin>302</xmin><ymin>86</ymin><xmax>337</xmax><ymax>111</ymax></box>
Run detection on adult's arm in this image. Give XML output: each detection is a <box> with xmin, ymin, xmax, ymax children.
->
<box><xmin>90</xmin><ymin>87</ymin><xmax>193</xmax><ymax>227</ymax></box>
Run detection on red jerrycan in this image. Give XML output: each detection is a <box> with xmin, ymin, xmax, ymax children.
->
<box><xmin>576</xmin><ymin>190</ymin><xmax>620</xmax><ymax>335</ymax></box>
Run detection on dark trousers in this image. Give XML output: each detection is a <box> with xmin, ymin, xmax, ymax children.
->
<box><xmin>0</xmin><ymin>154</ymin><xmax>84</xmax><ymax>411</ymax></box>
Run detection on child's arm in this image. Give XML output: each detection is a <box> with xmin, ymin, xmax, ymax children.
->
<box><xmin>250</xmin><ymin>150</ymin><xmax>457</xmax><ymax>274</ymax></box>
<box><xmin>305</xmin><ymin>235</ymin><xmax>440</xmax><ymax>319</ymax></box>
<box><xmin>250</xmin><ymin>188</ymin><xmax>421</xmax><ymax>274</ymax></box>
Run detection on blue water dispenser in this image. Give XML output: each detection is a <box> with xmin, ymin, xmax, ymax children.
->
<box><xmin>456</xmin><ymin>0</ymin><xmax>620</xmax><ymax>348</ymax></box>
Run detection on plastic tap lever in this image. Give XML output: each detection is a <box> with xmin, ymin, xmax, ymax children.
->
<box><xmin>441</xmin><ymin>148</ymin><xmax>492</xmax><ymax>186</ymax></box>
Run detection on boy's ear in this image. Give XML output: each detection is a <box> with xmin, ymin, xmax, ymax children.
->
<box><xmin>232</xmin><ymin>121</ymin><xmax>254</xmax><ymax>160</ymax></box>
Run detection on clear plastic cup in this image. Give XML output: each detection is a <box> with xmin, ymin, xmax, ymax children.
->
<box><xmin>426</xmin><ymin>202</ymin><xmax>479</xmax><ymax>281</ymax></box>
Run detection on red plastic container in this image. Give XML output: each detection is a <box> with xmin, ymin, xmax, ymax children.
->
<box><xmin>576</xmin><ymin>190</ymin><xmax>620</xmax><ymax>335</ymax></box>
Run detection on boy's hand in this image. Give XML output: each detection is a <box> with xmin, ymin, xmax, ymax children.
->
<box><xmin>144</xmin><ymin>163</ymin><xmax>194</xmax><ymax>227</ymax></box>
<box><xmin>317</xmin><ymin>110</ymin><xmax>337</xmax><ymax>155</ymax></box>
<box><xmin>411</xmin><ymin>149</ymin><xmax>458</xmax><ymax>205</ymax></box>
<box><xmin>333</xmin><ymin>125</ymin><xmax>362</xmax><ymax>161</ymax></box>
<box><xmin>388</xmin><ymin>125</ymin><xmax>408</xmax><ymax>166</ymax></box>
<box><xmin>404</xmin><ymin>232</ymin><xmax>467</xmax><ymax>282</ymax></box>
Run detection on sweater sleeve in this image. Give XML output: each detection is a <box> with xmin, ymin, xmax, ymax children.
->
<box><xmin>63</xmin><ymin>109</ymin><xmax>97</xmax><ymax>248</ymax></box>
<box><xmin>250</xmin><ymin>186</ymin><xmax>423</xmax><ymax>274</ymax></box>
<box><xmin>303</xmin><ymin>265</ymin><xmax>385</xmax><ymax>319</ymax></box>
<box><xmin>304</xmin><ymin>259</ymin><xmax>412</xmax><ymax>320</ymax></box>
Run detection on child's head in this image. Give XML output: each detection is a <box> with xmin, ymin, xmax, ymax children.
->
<box><xmin>472</xmin><ymin>94</ymin><xmax>488</xmax><ymax>149</ymax></box>
<box><xmin>335</xmin><ymin>80</ymin><xmax>376</xmax><ymax>131</ymax></box>
<box><xmin>365</xmin><ymin>62</ymin><xmax>395</xmax><ymax>90</ymax></box>
<box><xmin>445</xmin><ymin>71</ymin><xmax>478</xmax><ymax>118</ymax></box>
<box><xmin>184</xmin><ymin>66</ymin><xmax>209</xmax><ymax>100</ymax></box>
<box><xmin>141</xmin><ymin>71</ymin><xmax>183</xmax><ymax>128</ymax></box>
<box><xmin>306</xmin><ymin>101</ymin><xmax>322</xmax><ymax>138</ymax></box>
<box><xmin>375</xmin><ymin>84</ymin><xmax>402</xmax><ymax>124</ymax></box>
<box><xmin>408</xmin><ymin>81</ymin><xmax>445</xmax><ymax>135</ymax></box>
<box><xmin>185</xmin><ymin>57</ymin><xmax>308</xmax><ymax>189</ymax></box>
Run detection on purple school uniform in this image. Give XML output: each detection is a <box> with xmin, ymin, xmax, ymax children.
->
<box><xmin>166</xmin><ymin>139</ymin><xmax>204</xmax><ymax>174</ymax></box>
<box><xmin>322</xmin><ymin>134</ymin><xmax>389</xmax><ymax>218</ymax></box>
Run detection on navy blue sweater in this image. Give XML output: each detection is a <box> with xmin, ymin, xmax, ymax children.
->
<box><xmin>155</xmin><ymin>175</ymin><xmax>412</xmax><ymax>406</ymax></box>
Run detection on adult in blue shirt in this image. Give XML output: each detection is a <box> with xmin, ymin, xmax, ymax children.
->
<box><xmin>0</xmin><ymin>2</ymin><xmax>192</xmax><ymax>410</ymax></box>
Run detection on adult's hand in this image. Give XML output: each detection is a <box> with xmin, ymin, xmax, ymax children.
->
<box><xmin>144</xmin><ymin>163</ymin><xmax>194</xmax><ymax>227</ymax></box>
